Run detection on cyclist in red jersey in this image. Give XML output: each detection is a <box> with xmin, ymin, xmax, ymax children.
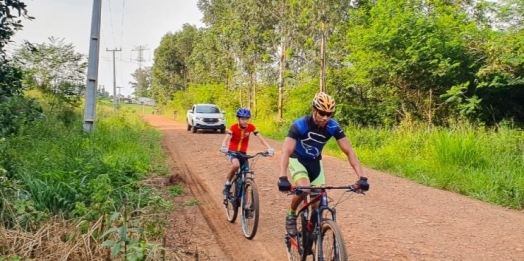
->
<box><xmin>220</xmin><ymin>108</ymin><xmax>274</xmax><ymax>195</ymax></box>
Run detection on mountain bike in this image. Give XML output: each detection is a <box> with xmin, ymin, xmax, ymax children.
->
<box><xmin>223</xmin><ymin>151</ymin><xmax>269</xmax><ymax>239</ymax></box>
<box><xmin>285</xmin><ymin>184</ymin><xmax>366</xmax><ymax>261</ymax></box>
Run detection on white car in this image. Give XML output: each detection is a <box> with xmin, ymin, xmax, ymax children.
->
<box><xmin>186</xmin><ymin>104</ymin><xmax>226</xmax><ymax>133</ymax></box>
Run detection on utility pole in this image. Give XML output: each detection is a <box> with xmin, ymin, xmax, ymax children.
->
<box><xmin>117</xmin><ymin>86</ymin><xmax>123</xmax><ymax>104</ymax></box>
<box><xmin>132</xmin><ymin>45</ymin><xmax>149</xmax><ymax>69</ymax></box>
<box><xmin>83</xmin><ymin>0</ymin><xmax>102</xmax><ymax>132</ymax></box>
<box><xmin>107</xmin><ymin>47</ymin><xmax>121</xmax><ymax>112</ymax></box>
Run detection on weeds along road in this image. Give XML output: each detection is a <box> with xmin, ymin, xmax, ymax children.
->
<box><xmin>143</xmin><ymin>114</ymin><xmax>524</xmax><ymax>261</ymax></box>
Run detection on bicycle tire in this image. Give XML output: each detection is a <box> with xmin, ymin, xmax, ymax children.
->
<box><xmin>241</xmin><ymin>178</ymin><xmax>259</xmax><ymax>239</ymax></box>
<box><xmin>315</xmin><ymin>220</ymin><xmax>348</xmax><ymax>261</ymax></box>
<box><xmin>225</xmin><ymin>180</ymin><xmax>239</xmax><ymax>223</ymax></box>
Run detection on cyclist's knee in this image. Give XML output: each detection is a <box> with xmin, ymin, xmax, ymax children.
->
<box><xmin>231</xmin><ymin>159</ymin><xmax>240</xmax><ymax>168</ymax></box>
<box><xmin>231</xmin><ymin>164</ymin><xmax>240</xmax><ymax>171</ymax></box>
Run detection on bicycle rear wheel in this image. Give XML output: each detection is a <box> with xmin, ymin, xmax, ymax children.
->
<box><xmin>314</xmin><ymin>220</ymin><xmax>348</xmax><ymax>261</ymax></box>
<box><xmin>225</xmin><ymin>181</ymin><xmax>239</xmax><ymax>223</ymax></box>
<box><xmin>241</xmin><ymin>178</ymin><xmax>259</xmax><ymax>239</ymax></box>
<box><xmin>286</xmin><ymin>211</ymin><xmax>316</xmax><ymax>261</ymax></box>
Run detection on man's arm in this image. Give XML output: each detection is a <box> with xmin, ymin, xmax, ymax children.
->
<box><xmin>337</xmin><ymin>137</ymin><xmax>365</xmax><ymax>178</ymax></box>
<box><xmin>280</xmin><ymin>137</ymin><xmax>296</xmax><ymax>178</ymax></box>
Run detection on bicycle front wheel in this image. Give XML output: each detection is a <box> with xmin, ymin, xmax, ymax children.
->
<box><xmin>241</xmin><ymin>178</ymin><xmax>259</xmax><ymax>239</ymax></box>
<box><xmin>315</xmin><ymin>220</ymin><xmax>348</xmax><ymax>261</ymax></box>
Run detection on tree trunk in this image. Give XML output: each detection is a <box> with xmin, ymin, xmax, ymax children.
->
<box><xmin>252</xmin><ymin>71</ymin><xmax>256</xmax><ymax>116</ymax></box>
<box><xmin>277</xmin><ymin>0</ymin><xmax>287</xmax><ymax>121</ymax></box>
<box><xmin>319</xmin><ymin>0</ymin><xmax>327</xmax><ymax>93</ymax></box>
<box><xmin>247</xmin><ymin>78</ymin><xmax>251</xmax><ymax>110</ymax></box>
<box><xmin>428</xmin><ymin>88</ymin><xmax>433</xmax><ymax>129</ymax></box>
<box><xmin>278</xmin><ymin>37</ymin><xmax>286</xmax><ymax>121</ymax></box>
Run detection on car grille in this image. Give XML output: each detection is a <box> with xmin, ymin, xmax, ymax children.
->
<box><xmin>203</xmin><ymin>118</ymin><xmax>219</xmax><ymax>123</ymax></box>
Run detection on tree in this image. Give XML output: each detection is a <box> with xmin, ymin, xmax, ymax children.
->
<box><xmin>0</xmin><ymin>0</ymin><xmax>41</xmax><ymax>138</ymax></box>
<box><xmin>151</xmin><ymin>25</ymin><xmax>200</xmax><ymax>105</ymax></box>
<box><xmin>129</xmin><ymin>66</ymin><xmax>152</xmax><ymax>97</ymax></box>
<box><xmin>14</xmin><ymin>37</ymin><xmax>87</xmax><ymax>107</ymax></box>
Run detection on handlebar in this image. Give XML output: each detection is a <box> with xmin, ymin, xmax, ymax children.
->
<box><xmin>289</xmin><ymin>184</ymin><xmax>365</xmax><ymax>194</ymax></box>
<box><xmin>224</xmin><ymin>151</ymin><xmax>270</xmax><ymax>159</ymax></box>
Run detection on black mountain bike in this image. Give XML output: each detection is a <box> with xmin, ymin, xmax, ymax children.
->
<box><xmin>285</xmin><ymin>184</ymin><xmax>366</xmax><ymax>261</ymax></box>
<box><xmin>223</xmin><ymin>151</ymin><xmax>269</xmax><ymax>239</ymax></box>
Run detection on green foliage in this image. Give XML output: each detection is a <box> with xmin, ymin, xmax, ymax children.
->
<box><xmin>13</xmin><ymin>37</ymin><xmax>87</xmax><ymax>107</ymax></box>
<box><xmin>474</xmin><ymin>29</ymin><xmax>524</xmax><ymax>125</ymax></box>
<box><xmin>0</xmin><ymin>1</ymin><xmax>42</xmax><ymax>138</ymax></box>
<box><xmin>344</xmin><ymin>124</ymin><xmax>524</xmax><ymax>209</ymax></box>
<box><xmin>0</xmin><ymin>105</ymin><xmax>169</xmax><ymax>229</ymax></box>
<box><xmin>169</xmin><ymin>185</ymin><xmax>184</xmax><ymax>197</ymax></box>
<box><xmin>151</xmin><ymin>24</ymin><xmax>200</xmax><ymax>105</ymax></box>
<box><xmin>185</xmin><ymin>199</ymin><xmax>200</xmax><ymax>206</ymax></box>
<box><xmin>130</xmin><ymin>66</ymin><xmax>152</xmax><ymax>98</ymax></box>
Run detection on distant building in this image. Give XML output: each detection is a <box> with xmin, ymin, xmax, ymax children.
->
<box><xmin>136</xmin><ymin>97</ymin><xmax>155</xmax><ymax>106</ymax></box>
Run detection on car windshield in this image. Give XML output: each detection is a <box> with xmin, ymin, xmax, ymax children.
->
<box><xmin>195</xmin><ymin>105</ymin><xmax>220</xmax><ymax>113</ymax></box>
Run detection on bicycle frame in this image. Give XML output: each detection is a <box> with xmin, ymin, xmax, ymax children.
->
<box><xmin>286</xmin><ymin>185</ymin><xmax>361</xmax><ymax>261</ymax></box>
<box><xmin>230</xmin><ymin>164</ymin><xmax>253</xmax><ymax>203</ymax></box>
<box><xmin>298</xmin><ymin>189</ymin><xmax>335</xmax><ymax>259</ymax></box>
<box><xmin>224</xmin><ymin>151</ymin><xmax>268</xmax><ymax>239</ymax></box>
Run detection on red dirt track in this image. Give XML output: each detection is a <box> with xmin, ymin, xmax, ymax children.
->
<box><xmin>144</xmin><ymin>115</ymin><xmax>524</xmax><ymax>261</ymax></box>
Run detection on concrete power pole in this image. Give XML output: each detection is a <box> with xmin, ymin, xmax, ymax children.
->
<box><xmin>117</xmin><ymin>86</ymin><xmax>123</xmax><ymax>104</ymax></box>
<box><xmin>83</xmin><ymin>0</ymin><xmax>102</xmax><ymax>132</ymax></box>
<box><xmin>107</xmin><ymin>47</ymin><xmax>121</xmax><ymax>112</ymax></box>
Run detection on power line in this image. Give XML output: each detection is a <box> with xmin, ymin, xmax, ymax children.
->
<box><xmin>107</xmin><ymin>0</ymin><xmax>117</xmax><ymax>48</ymax></box>
<box><xmin>120</xmin><ymin>0</ymin><xmax>126</xmax><ymax>46</ymax></box>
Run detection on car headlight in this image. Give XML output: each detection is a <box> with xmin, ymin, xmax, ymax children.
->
<box><xmin>195</xmin><ymin>117</ymin><xmax>203</xmax><ymax>121</ymax></box>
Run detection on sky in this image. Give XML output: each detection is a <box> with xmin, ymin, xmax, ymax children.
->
<box><xmin>10</xmin><ymin>0</ymin><xmax>205</xmax><ymax>97</ymax></box>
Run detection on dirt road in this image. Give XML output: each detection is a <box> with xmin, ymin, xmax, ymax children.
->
<box><xmin>144</xmin><ymin>115</ymin><xmax>524</xmax><ymax>261</ymax></box>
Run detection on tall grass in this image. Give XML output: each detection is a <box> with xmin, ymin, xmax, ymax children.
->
<box><xmin>165</xmin><ymin>84</ymin><xmax>524</xmax><ymax>209</ymax></box>
<box><xmin>251</xmin><ymin>117</ymin><xmax>524</xmax><ymax>209</ymax></box>
<box><xmin>0</xmin><ymin>102</ymin><xmax>176</xmax><ymax>259</ymax></box>
<box><xmin>346</xmin><ymin>124</ymin><xmax>524</xmax><ymax>208</ymax></box>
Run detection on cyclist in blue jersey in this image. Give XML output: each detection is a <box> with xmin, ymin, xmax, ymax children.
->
<box><xmin>276</xmin><ymin>92</ymin><xmax>369</xmax><ymax>236</ymax></box>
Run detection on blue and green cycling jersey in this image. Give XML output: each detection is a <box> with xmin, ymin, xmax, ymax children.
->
<box><xmin>287</xmin><ymin>115</ymin><xmax>346</xmax><ymax>161</ymax></box>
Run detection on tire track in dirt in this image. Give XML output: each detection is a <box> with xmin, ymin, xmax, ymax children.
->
<box><xmin>145</xmin><ymin>114</ymin><xmax>524</xmax><ymax>261</ymax></box>
<box><xmin>157</xmin><ymin>116</ymin><xmax>276</xmax><ymax>261</ymax></box>
<box><xmin>168</xmin><ymin>142</ymin><xmax>237</xmax><ymax>260</ymax></box>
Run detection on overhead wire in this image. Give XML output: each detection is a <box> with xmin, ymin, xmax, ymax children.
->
<box><xmin>120</xmin><ymin>0</ymin><xmax>127</xmax><ymax>89</ymax></box>
<box><xmin>107</xmin><ymin>0</ymin><xmax>117</xmax><ymax>48</ymax></box>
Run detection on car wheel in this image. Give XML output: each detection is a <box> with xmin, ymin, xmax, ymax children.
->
<box><xmin>187</xmin><ymin>123</ymin><xmax>191</xmax><ymax>131</ymax></box>
<box><xmin>220</xmin><ymin>128</ymin><xmax>226</xmax><ymax>134</ymax></box>
<box><xmin>192</xmin><ymin>126</ymin><xmax>197</xmax><ymax>133</ymax></box>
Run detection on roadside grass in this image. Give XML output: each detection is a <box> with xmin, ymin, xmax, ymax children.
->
<box><xmin>0</xmin><ymin>100</ymin><xmax>180</xmax><ymax>259</ymax></box>
<box><xmin>253</xmin><ymin>118</ymin><xmax>524</xmax><ymax>209</ymax></box>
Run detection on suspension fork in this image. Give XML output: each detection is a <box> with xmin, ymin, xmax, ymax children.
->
<box><xmin>313</xmin><ymin>192</ymin><xmax>337</xmax><ymax>259</ymax></box>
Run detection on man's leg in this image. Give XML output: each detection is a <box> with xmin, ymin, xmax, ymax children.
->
<box><xmin>307</xmin><ymin>160</ymin><xmax>325</xmax><ymax>225</ymax></box>
<box><xmin>285</xmin><ymin>158</ymin><xmax>311</xmax><ymax>236</ymax></box>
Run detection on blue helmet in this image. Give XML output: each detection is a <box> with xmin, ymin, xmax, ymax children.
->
<box><xmin>236</xmin><ymin>108</ymin><xmax>251</xmax><ymax>118</ymax></box>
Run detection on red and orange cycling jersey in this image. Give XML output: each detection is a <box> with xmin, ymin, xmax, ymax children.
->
<box><xmin>227</xmin><ymin>123</ymin><xmax>259</xmax><ymax>153</ymax></box>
